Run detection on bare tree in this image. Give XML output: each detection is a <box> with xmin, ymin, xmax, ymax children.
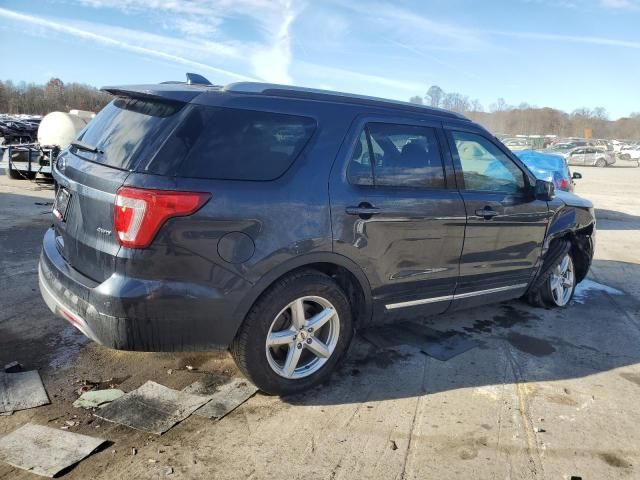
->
<box><xmin>426</xmin><ymin>85</ymin><xmax>444</xmax><ymax>108</ymax></box>
<box><xmin>0</xmin><ymin>78</ymin><xmax>111</xmax><ymax>115</ymax></box>
<box><xmin>470</xmin><ymin>99</ymin><xmax>483</xmax><ymax>112</ymax></box>
<box><xmin>490</xmin><ymin>97</ymin><xmax>510</xmax><ymax>113</ymax></box>
<box><xmin>409</xmin><ymin>95</ymin><xmax>424</xmax><ymax>105</ymax></box>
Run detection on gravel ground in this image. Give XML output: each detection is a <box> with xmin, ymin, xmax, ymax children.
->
<box><xmin>0</xmin><ymin>164</ymin><xmax>639</xmax><ymax>480</ymax></box>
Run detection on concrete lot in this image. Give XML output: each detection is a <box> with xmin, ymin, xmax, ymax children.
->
<box><xmin>0</xmin><ymin>164</ymin><xmax>639</xmax><ymax>479</ymax></box>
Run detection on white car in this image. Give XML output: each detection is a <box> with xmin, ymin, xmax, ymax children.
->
<box><xmin>618</xmin><ymin>145</ymin><xmax>640</xmax><ymax>160</ymax></box>
<box><xmin>502</xmin><ymin>138</ymin><xmax>530</xmax><ymax>151</ymax></box>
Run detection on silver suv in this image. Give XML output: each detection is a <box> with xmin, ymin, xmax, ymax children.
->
<box><xmin>566</xmin><ymin>147</ymin><xmax>616</xmax><ymax>168</ymax></box>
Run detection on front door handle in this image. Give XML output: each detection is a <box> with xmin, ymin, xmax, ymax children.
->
<box><xmin>346</xmin><ymin>203</ymin><xmax>381</xmax><ymax>218</ymax></box>
<box><xmin>475</xmin><ymin>207</ymin><xmax>499</xmax><ymax>219</ymax></box>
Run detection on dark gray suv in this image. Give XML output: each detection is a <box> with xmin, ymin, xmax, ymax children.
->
<box><xmin>39</xmin><ymin>74</ymin><xmax>595</xmax><ymax>395</ymax></box>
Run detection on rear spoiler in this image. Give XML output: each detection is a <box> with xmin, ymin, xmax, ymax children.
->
<box><xmin>101</xmin><ymin>84</ymin><xmax>217</xmax><ymax>103</ymax></box>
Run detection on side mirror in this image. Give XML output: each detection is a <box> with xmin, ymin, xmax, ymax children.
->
<box><xmin>534</xmin><ymin>179</ymin><xmax>555</xmax><ymax>201</ymax></box>
<box><xmin>572</xmin><ymin>172</ymin><xmax>582</xmax><ymax>180</ymax></box>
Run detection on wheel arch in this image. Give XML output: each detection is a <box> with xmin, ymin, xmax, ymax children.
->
<box><xmin>231</xmin><ymin>252</ymin><xmax>373</xmax><ymax>338</ymax></box>
<box><xmin>542</xmin><ymin>206</ymin><xmax>595</xmax><ymax>283</ymax></box>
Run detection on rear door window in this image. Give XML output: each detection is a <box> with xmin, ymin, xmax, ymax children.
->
<box><xmin>151</xmin><ymin>106</ymin><xmax>316</xmax><ymax>181</ymax></box>
<box><xmin>347</xmin><ymin>123</ymin><xmax>446</xmax><ymax>188</ymax></box>
<box><xmin>347</xmin><ymin>130</ymin><xmax>374</xmax><ymax>185</ymax></box>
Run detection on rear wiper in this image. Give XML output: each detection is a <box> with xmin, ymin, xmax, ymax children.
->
<box><xmin>70</xmin><ymin>140</ymin><xmax>103</xmax><ymax>154</ymax></box>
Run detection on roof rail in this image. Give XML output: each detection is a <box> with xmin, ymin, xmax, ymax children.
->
<box><xmin>223</xmin><ymin>82</ymin><xmax>468</xmax><ymax>120</ymax></box>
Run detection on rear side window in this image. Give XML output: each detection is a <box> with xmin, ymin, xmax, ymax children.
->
<box><xmin>77</xmin><ymin>97</ymin><xmax>184</xmax><ymax>170</ymax></box>
<box><xmin>347</xmin><ymin>123</ymin><xmax>446</xmax><ymax>188</ymax></box>
<box><xmin>151</xmin><ymin>106</ymin><xmax>316</xmax><ymax>181</ymax></box>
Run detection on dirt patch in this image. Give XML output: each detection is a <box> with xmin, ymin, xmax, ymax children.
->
<box><xmin>598</xmin><ymin>452</ymin><xmax>632</xmax><ymax>468</ymax></box>
<box><xmin>545</xmin><ymin>393</ymin><xmax>578</xmax><ymax>407</ymax></box>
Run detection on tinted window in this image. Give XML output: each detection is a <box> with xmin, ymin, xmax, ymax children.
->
<box><xmin>369</xmin><ymin>123</ymin><xmax>445</xmax><ymax>188</ymax></box>
<box><xmin>348</xmin><ymin>123</ymin><xmax>445</xmax><ymax>188</ymax></box>
<box><xmin>150</xmin><ymin>106</ymin><xmax>316</xmax><ymax>181</ymax></box>
<box><xmin>347</xmin><ymin>130</ymin><xmax>373</xmax><ymax>185</ymax></box>
<box><xmin>77</xmin><ymin>98</ymin><xmax>184</xmax><ymax>170</ymax></box>
<box><xmin>451</xmin><ymin>131</ymin><xmax>525</xmax><ymax>193</ymax></box>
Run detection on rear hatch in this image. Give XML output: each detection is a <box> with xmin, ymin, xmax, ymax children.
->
<box><xmin>53</xmin><ymin>95</ymin><xmax>187</xmax><ymax>282</ymax></box>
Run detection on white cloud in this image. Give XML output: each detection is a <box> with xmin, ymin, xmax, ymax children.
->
<box><xmin>0</xmin><ymin>7</ymin><xmax>256</xmax><ymax>81</ymax></box>
<box><xmin>250</xmin><ymin>0</ymin><xmax>299</xmax><ymax>84</ymax></box>
<box><xmin>600</xmin><ymin>0</ymin><xmax>639</xmax><ymax>9</ymax></box>
<box><xmin>487</xmin><ymin>30</ymin><xmax>640</xmax><ymax>49</ymax></box>
<box><xmin>338</xmin><ymin>1</ymin><xmax>491</xmax><ymax>52</ymax></box>
<box><xmin>71</xmin><ymin>0</ymin><xmax>301</xmax><ymax>83</ymax></box>
<box><xmin>297</xmin><ymin>62</ymin><xmax>426</xmax><ymax>93</ymax></box>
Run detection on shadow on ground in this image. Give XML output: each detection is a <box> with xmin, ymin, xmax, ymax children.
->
<box><xmin>595</xmin><ymin>209</ymin><xmax>640</xmax><ymax>230</ymax></box>
<box><xmin>287</xmin><ymin>260</ymin><xmax>640</xmax><ymax>406</ymax></box>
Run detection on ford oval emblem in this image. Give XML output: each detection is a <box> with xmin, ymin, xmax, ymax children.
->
<box><xmin>57</xmin><ymin>155</ymin><xmax>66</xmax><ymax>171</ymax></box>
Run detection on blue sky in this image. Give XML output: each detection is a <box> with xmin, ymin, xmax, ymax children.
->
<box><xmin>0</xmin><ymin>0</ymin><xmax>639</xmax><ymax>119</ymax></box>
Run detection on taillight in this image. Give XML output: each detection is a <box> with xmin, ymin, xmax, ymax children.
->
<box><xmin>556</xmin><ymin>178</ymin><xmax>569</xmax><ymax>190</ymax></box>
<box><xmin>114</xmin><ymin>187</ymin><xmax>210</xmax><ymax>248</ymax></box>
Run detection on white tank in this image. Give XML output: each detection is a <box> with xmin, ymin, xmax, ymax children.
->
<box><xmin>68</xmin><ymin>109</ymin><xmax>96</xmax><ymax>122</ymax></box>
<box><xmin>37</xmin><ymin>111</ymin><xmax>92</xmax><ymax>148</ymax></box>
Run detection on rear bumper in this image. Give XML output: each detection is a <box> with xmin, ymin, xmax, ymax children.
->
<box><xmin>39</xmin><ymin>227</ymin><xmax>250</xmax><ymax>351</ymax></box>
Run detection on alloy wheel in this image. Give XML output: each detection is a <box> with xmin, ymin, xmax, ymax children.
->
<box><xmin>265</xmin><ymin>296</ymin><xmax>340</xmax><ymax>379</ymax></box>
<box><xmin>549</xmin><ymin>253</ymin><xmax>575</xmax><ymax>306</ymax></box>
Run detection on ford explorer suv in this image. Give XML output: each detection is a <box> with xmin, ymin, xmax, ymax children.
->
<box><xmin>39</xmin><ymin>74</ymin><xmax>595</xmax><ymax>395</ymax></box>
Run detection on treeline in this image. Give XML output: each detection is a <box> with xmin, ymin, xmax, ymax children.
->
<box><xmin>410</xmin><ymin>86</ymin><xmax>640</xmax><ymax>140</ymax></box>
<box><xmin>0</xmin><ymin>78</ymin><xmax>111</xmax><ymax>115</ymax></box>
<box><xmin>2</xmin><ymin>79</ymin><xmax>639</xmax><ymax>140</ymax></box>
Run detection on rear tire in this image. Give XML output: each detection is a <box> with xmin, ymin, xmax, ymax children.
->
<box><xmin>230</xmin><ymin>270</ymin><xmax>353</xmax><ymax>395</ymax></box>
<box><xmin>595</xmin><ymin>158</ymin><xmax>606</xmax><ymax>168</ymax></box>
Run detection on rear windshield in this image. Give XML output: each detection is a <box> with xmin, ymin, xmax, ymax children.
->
<box><xmin>75</xmin><ymin>97</ymin><xmax>184</xmax><ymax>170</ymax></box>
<box><xmin>145</xmin><ymin>106</ymin><xmax>316</xmax><ymax>181</ymax></box>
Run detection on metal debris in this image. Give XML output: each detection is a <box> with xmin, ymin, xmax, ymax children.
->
<box><xmin>73</xmin><ymin>388</ymin><xmax>124</xmax><ymax>409</ymax></box>
<box><xmin>0</xmin><ymin>370</ymin><xmax>50</xmax><ymax>413</ymax></box>
<box><xmin>187</xmin><ymin>377</ymin><xmax>258</xmax><ymax>421</ymax></box>
<box><xmin>95</xmin><ymin>381</ymin><xmax>210</xmax><ymax>435</ymax></box>
<box><xmin>0</xmin><ymin>423</ymin><xmax>106</xmax><ymax>477</ymax></box>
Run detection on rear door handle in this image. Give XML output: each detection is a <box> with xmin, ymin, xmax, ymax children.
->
<box><xmin>346</xmin><ymin>204</ymin><xmax>381</xmax><ymax>217</ymax></box>
<box><xmin>475</xmin><ymin>208</ymin><xmax>499</xmax><ymax>219</ymax></box>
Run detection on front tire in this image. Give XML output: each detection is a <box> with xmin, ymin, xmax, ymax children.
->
<box><xmin>230</xmin><ymin>270</ymin><xmax>353</xmax><ymax>395</ymax></box>
<box><xmin>595</xmin><ymin>158</ymin><xmax>606</xmax><ymax>168</ymax></box>
<box><xmin>541</xmin><ymin>253</ymin><xmax>576</xmax><ymax>307</ymax></box>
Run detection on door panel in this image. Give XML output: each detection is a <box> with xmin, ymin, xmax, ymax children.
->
<box><xmin>330</xmin><ymin>117</ymin><xmax>466</xmax><ymax>322</ymax></box>
<box><xmin>567</xmin><ymin>149</ymin><xmax>584</xmax><ymax>166</ymax></box>
<box><xmin>445</xmin><ymin>129</ymin><xmax>550</xmax><ymax>309</ymax></box>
